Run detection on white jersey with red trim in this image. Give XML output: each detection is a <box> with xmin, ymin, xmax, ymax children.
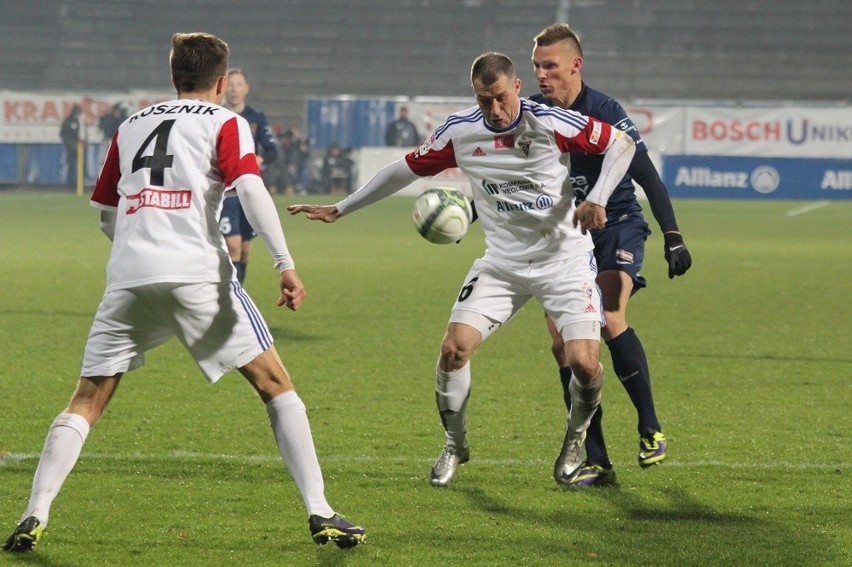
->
<box><xmin>91</xmin><ymin>98</ymin><xmax>261</xmax><ymax>291</ymax></box>
<box><xmin>406</xmin><ymin>98</ymin><xmax>617</xmax><ymax>265</ymax></box>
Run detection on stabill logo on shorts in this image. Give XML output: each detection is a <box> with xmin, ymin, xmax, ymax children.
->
<box><xmin>126</xmin><ymin>188</ymin><xmax>191</xmax><ymax>214</ymax></box>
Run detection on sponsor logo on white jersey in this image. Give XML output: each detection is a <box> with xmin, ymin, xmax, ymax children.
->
<box><xmin>126</xmin><ymin>188</ymin><xmax>191</xmax><ymax>214</ymax></box>
<box><xmin>479</xmin><ymin>178</ymin><xmax>543</xmax><ymax>196</ymax></box>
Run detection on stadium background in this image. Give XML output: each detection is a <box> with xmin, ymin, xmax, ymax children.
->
<box><xmin>2</xmin><ymin>0</ymin><xmax>850</xmax><ymax>127</ymax></box>
<box><xmin>0</xmin><ymin>0</ymin><xmax>850</xmax><ymax>196</ymax></box>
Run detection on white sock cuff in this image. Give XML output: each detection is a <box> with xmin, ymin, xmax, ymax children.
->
<box><xmin>52</xmin><ymin>412</ymin><xmax>91</xmax><ymax>443</ymax></box>
<box><xmin>266</xmin><ymin>390</ymin><xmax>304</xmax><ymax>416</ymax></box>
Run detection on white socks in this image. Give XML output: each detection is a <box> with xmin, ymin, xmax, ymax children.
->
<box><xmin>567</xmin><ymin>364</ymin><xmax>604</xmax><ymax>435</ymax></box>
<box><xmin>435</xmin><ymin>362</ymin><xmax>471</xmax><ymax>448</ymax></box>
<box><xmin>22</xmin><ymin>412</ymin><xmax>90</xmax><ymax>526</ymax></box>
<box><xmin>266</xmin><ymin>391</ymin><xmax>334</xmax><ymax>518</ymax></box>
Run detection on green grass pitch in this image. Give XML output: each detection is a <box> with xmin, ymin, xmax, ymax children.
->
<box><xmin>0</xmin><ymin>191</ymin><xmax>849</xmax><ymax>566</ymax></box>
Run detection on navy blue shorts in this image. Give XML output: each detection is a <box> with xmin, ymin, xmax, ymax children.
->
<box><xmin>219</xmin><ymin>196</ymin><xmax>256</xmax><ymax>240</ymax></box>
<box><xmin>590</xmin><ymin>213</ymin><xmax>652</xmax><ymax>291</ymax></box>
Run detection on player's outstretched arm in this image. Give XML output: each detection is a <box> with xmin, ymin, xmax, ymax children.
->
<box><xmin>286</xmin><ymin>204</ymin><xmax>341</xmax><ymax>222</ymax></box>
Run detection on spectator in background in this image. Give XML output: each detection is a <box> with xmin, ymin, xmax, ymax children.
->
<box><xmin>291</xmin><ymin>137</ymin><xmax>315</xmax><ymax>195</ymax></box>
<box><xmin>60</xmin><ymin>104</ymin><xmax>82</xmax><ymax>188</ymax></box>
<box><xmin>320</xmin><ymin>144</ymin><xmax>353</xmax><ymax>195</ymax></box>
<box><xmin>98</xmin><ymin>103</ymin><xmax>128</xmax><ymax>142</ymax></box>
<box><xmin>272</xmin><ymin>128</ymin><xmax>298</xmax><ymax>194</ymax></box>
<box><xmin>220</xmin><ymin>68</ymin><xmax>278</xmax><ymax>284</ymax></box>
<box><xmin>384</xmin><ymin>105</ymin><xmax>420</xmax><ymax>148</ymax></box>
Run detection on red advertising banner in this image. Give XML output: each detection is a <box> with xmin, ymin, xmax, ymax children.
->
<box><xmin>0</xmin><ymin>90</ymin><xmax>172</xmax><ymax>143</ymax></box>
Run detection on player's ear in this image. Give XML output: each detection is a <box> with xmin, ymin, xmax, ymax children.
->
<box><xmin>214</xmin><ymin>75</ymin><xmax>227</xmax><ymax>98</ymax></box>
<box><xmin>573</xmin><ymin>56</ymin><xmax>584</xmax><ymax>74</ymax></box>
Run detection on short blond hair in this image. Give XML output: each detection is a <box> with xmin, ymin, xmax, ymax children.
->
<box><xmin>533</xmin><ymin>23</ymin><xmax>583</xmax><ymax>56</ymax></box>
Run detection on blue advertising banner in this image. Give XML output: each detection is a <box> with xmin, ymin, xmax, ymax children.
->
<box><xmin>662</xmin><ymin>155</ymin><xmax>852</xmax><ymax>200</ymax></box>
<box><xmin>306</xmin><ymin>98</ymin><xmax>397</xmax><ymax>149</ymax></box>
<box><xmin>0</xmin><ymin>144</ymin><xmax>19</xmax><ymax>183</ymax></box>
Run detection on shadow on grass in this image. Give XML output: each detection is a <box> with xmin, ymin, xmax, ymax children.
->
<box><xmin>459</xmin><ymin>485</ymin><xmax>845</xmax><ymax>565</ymax></box>
<box><xmin>267</xmin><ymin>325</ymin><xmax>328</xmax><ymax>342</ymax></box>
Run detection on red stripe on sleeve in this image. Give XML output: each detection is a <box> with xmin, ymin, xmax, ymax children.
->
<box><xmin>91</xmin><ymin>133</ymin><xmax>121</xmax><ymax>207</ymax></box>
<box><xmin>555</xmin><ymin>117</ymin><xmax>614</xmax><ymax>154</ymax></box>
<box><xmin>405</xmin><ymin>139</ymin><xmax>457</xmax><ymax>176</ymax></box>
<box><xmin>217</xmin><ymin>117</ymin><xmax>261</xmax><ymax>186</ymax></box>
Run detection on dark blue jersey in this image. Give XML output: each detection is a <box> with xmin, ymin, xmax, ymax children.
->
<box><xmin>531</xmin><ymin>84</ymin><xmax>645</xmax><ymax>224</ymax></box>
<box><xmin>240</xmin><ymin>105</ymin><xmax>278</xmax><ymax>165</ymax></box>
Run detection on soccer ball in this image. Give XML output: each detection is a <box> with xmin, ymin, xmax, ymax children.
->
<box><xmin>412</xmin><ymin>187</ymin><xmax>473</xmax><ymax>244</ymax></box>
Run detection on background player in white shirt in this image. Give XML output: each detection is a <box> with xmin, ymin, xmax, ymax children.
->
<box><xmin>288</xmin><ymin>52</ymin><xmax>635</xmax><ymax>487</ymax></box>
<box><xmin>3</xmin><ymin>32</ymin><xmax>364</xmax><ymax>554</ymax></box>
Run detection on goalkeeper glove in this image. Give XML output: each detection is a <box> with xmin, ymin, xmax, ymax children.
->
<box><xmin>664</xmin><ymin>232</ymin><xmax>692</xmax><ymax>279</ymax></box>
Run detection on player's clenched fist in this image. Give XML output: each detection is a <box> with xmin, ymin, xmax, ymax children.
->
<box><xmin>278</xmin><ymin>269</ymin><xmax>307</xmax><ymax>310</ymax></box>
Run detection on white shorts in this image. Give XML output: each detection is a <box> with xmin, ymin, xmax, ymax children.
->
<box><xmin>81</xmin><ymin>281</ymin><xmax>272</xmax><ymax>382</ymax></box>
<box><xmin>449</xmin><ymin>253</ymin><xmax>604</xmax><ymax>342</ymax></box>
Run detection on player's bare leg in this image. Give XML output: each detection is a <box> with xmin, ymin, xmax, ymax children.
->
<box><xmin>240</xmin><ymin>348</ymin><xmax>365</xmax><ymax>547</ymax></box>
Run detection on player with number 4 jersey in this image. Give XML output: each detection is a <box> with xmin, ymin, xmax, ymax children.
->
<box><xmin>93</xmin><ymin>97</ymin><xmax>263</xmax><ymax>288</ymax></box>
<box><xmin>3</xmin><ymin>32</ymin><xmax>364</xmax><ymax>554</ymax></box>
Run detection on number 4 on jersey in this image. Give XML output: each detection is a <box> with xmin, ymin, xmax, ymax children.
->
<box><xmin>132</xmin><ymin>120</ymin><xmax>176</xmax><ymax>186</ymax></box>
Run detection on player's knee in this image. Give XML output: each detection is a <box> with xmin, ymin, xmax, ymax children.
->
<box><xmin>439</xmin><ymin>339</ymin><xmax>472</xmax><ymax>372</ymax></box>
<box><xmin>570</xmin><ymin>358</ymin><xmax>602</xmax><ymax>385</ymax></box>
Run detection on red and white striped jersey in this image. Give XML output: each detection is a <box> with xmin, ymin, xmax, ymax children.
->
<box><xmin>406</xmin><ymin>98</ymin><xmax>618</xmax><ymax>265</ymax></box>
<box><xmin>91</xmin><ymin>98</ymin><xmax>260</xmax><ymax>291</ymax></box>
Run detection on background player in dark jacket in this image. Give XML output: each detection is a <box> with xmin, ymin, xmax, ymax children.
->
<box><xmin>220</xmin><ymin>68</ymin><xmax>279</xmax><ymax>283</ymax></box>
<box><xmin>531</xmin><ymin>23</ymin><xmax>692</xmax><ymax>487</ymax></box>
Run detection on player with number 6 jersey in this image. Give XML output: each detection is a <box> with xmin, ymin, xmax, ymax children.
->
<box><xmin>288</xmin><ymin>52</ymin><xmax>635</xmax><ymax>488</ymax></box>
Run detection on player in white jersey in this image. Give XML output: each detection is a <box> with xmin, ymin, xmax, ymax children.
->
<box><xmin>3</xmin><ymin>33</ymin><xmax>364</xmax><ymax>554</ymax></box>
<box><xmin>288</xmin><ymin>52</ymin><xmax>635</xmax><ymax>487</ymax></box>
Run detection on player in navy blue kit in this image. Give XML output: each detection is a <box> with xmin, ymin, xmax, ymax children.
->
<box><xmin>220</xmin><ymin>68</ymin><xmax>278</xmax><ymax>284</ymax></box>
<box><xmin>531</xmin><ymin>24</ymin><xmax>692</xmax><ymax>487</ymax></box>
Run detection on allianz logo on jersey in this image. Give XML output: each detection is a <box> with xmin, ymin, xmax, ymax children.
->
<box><xmin>126</xmin><ymin>188</ymin><xmax>191</xmax><ymax>214</ymax></box>
<box><xmin>495</xmin><ymin>194</ymin><xmax>554</xmax><ymax>212</ymax></box>
<box><xmin>674</xmin><ymin>165</ymin><xmax>781</xmax><ymax>194</ymax></box>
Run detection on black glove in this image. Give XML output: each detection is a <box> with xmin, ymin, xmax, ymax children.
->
<box><xmin>664</xmin><ymin>232</ymin><xmax>692</xmax><ymax>279</ymax></box>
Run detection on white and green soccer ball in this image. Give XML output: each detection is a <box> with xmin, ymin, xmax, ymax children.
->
<box><xmin>412</xmin><ymin>187</ymin><xmax>473</xmax><ymax>244</ymax></box>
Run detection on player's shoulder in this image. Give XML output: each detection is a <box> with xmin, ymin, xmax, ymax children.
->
<box><xmin>434</xmin><ymin>105</ymin><xmax>483</xmax><ymax>137</ymax></box>
<box><xmin>578</xmin><ymin>84</ymin><xmax>628</xmax><ymax>121</ymax></box>
<box><xmin>523</xmin><ymin>97</ymin><xmax>589</xmax><ymax>131</ymax></box>
<box><xmin>241</xmin><ymin>105</ymin><xmax>269</xmax><ymax>123</ymax></box>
